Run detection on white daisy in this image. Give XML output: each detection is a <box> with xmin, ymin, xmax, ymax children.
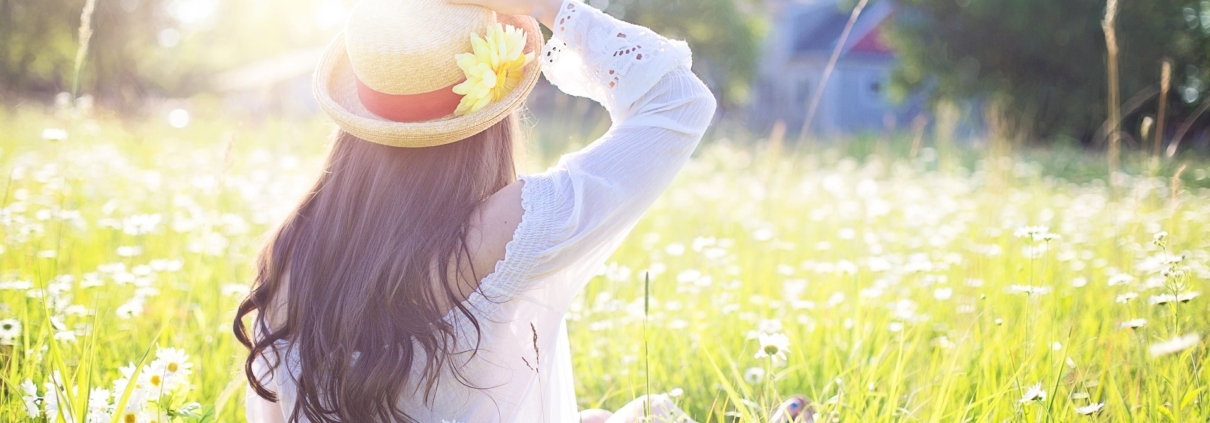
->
<box><xmin>42</xmin><ymin>382</ymin><xmax>61</xmax><ymax>417</ymax></box>
<box><xmin>116</xmin><ymin>246</ymin><xmax>143</xmax><ymax>257</ymax></box>
<box><xmin>754</xmin><ymin>332</ymin><xmax>791</xmax><ymax>362</ymax></box>
<box><xmin>1075</xmin><ymin>402</ymin><xmax>1104</xmax><ymax>416</ymax></box>
<box><xmin>87</xmin><ymin>387</ymin><xmax>112</xmax><ymax>423</ymax></box>
<box><xmin>743</xmin><ymin>367</ymin><xmax>766</xmax><ymax>384</ymax></box>
<box><xmin>1009</xmin><ymin>284</ymin><xmax>1052</xmax><ymax>295</ymax></box>
<box><xmin>1014</xmin><ymin>226</ymin><xmax>1060</xmax><ymax>242</ymax></box>
<box><xmin>53</xmin><ymin>328</ymin><xmax>78</xmax><ymax>343</ymax></box>
<box><xmin>151</xmin><ymin>347</ymin><xmax>193</xmax><ymax>376</ymax></box>
<box><xmin>1148</xmin><ymin>333</ymin><xmax>1201</xmax><ymax>358</ymax></box>
<box><xmin>81</xmin><ymin>272</ymin><xmax>104</xmax><ymax>288</ymax></box>
<box><xmin>149</xmin><ymin>347</ymin><xmax>193</xmax><ymax>392</ymax></box>
<box><xmin>145</xmin><ymin>369</ymin><xmax>166</xmax><ymax>395</ymax></box>
<box><xmin>1019</xmin><ymin>383</ymin><xmax>1047</xmax><ymax>403</ymax></box>
<box><xmin>112</xmin><ymin>364</ymin><xmax>151</xmax><ymax>411</ymax></box>
<box><xmin>1014</xmin><ymin>226</ymin><xmax>1050</xmax><ymax>241</ymax></box>
<box><xmin>115</xmin><ymin>409</ymin><xmax>140</xmax><ymax>423</ymax></box>
<box><xmin>0</xmin><ymin>279</ymin><xmax>33</xmax><ymax>290</ymax></box>
<box><xmin>1148</xmin><ymin>292</ymin><xmax>1196</xmax><ymax>306</ymax></box>
<box><xmin>20</xmin><ymin>379</ymin><xmax>40</xmax><ymax>418</ymax></box>
<box><xmin>0</xmin><ymin>318</ymin><xmax>21</xmax><ymax>344</ymax></box>
<box><xmin>149</xmin><ymin>259</ymin><xmax>184</xmax><ymax>272</ymax></box>
<box><xmin>41</xmin><ymin>128</ymin><xmax>68</xmax><ymax>141</ymax></box>
<box><xmin>116</xmin><ymin>298</ymin><xmax>145</xmax><ymax>319</ymax></box>
<box><xmin>1119</xmin><ymin>319</ymin><xmax>1147</xmax><ymax>329</ymax></box>
<box><xmin>1107</xmin><ymin>274</ymin><xmax>1134</xmax><ymax>286</ymax></box>
<box><xmin>1149</xmin><ymin>294</ymin><xmax>1176</xmax><ymax>306</ymax></box>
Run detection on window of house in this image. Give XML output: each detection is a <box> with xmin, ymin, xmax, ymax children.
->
<box><xmin>860</xmin><ymin>71</ymin><xmax>888</xmax><ymax>107</ymax></box>
<box><xmin>796</xmin><ymin>78</ymin><xmax>812</xmax><ymax>108</ymax></box>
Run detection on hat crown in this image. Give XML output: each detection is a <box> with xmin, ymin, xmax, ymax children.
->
<box><xmin>345</xmin><ymin>0</ymin><xmax>494</xmax><ymax>95</ymax></box>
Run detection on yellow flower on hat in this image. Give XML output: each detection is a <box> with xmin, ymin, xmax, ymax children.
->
<box><xmin>452</xmin><ymin>23</ymin><xmax>534</xmax><ymax>116</ymax></box>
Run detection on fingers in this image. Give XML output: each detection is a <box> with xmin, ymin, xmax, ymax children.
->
<box><xmin>444</xmin><ymin>0</ymin><xmax>503</xmax><ymax>14</ymax></box>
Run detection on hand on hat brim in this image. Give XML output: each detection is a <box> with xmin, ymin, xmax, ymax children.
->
<box><xmin>444</xmin><ymin>0</ymin><xmax>562</xmax><ymax>28</ymax></box>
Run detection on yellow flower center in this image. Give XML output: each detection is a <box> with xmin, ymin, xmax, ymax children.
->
<box><xmin>150</xmin><ymin>375</ymin><xmax>161</xmax><ymax>386</ymax></box>
<box><xmin>167</xmin><ymin>362</ymin><xmax>178</xmax><ymax>373</ymax></box>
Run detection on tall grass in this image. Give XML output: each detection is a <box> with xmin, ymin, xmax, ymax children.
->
<box><xmin>1156</xmin><ymin>60</ymin><xmax>1172</xmax><ymax>159</ymax></box>
<box><xmin>1102</xmin><ymin>0</ymin><xmax>1121</xmax><ymax>180</ymax></box>
<box><xmin>71</xmin><ymin>0</ymin><xmax>98</xmax><ymax>99</ymax></box>
<box><xmin>1</xmin><ymin>105</ymin><xmax>1207</xmax><ymax>422</ymax></box>
<box><xmin>795</xmin><ymin>0</ymin><xmax>870</xmax><ymax>147</ymax></box>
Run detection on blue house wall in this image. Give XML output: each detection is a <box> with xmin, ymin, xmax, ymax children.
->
<box><xmin>751</xmin><ymin>0</ymin><xmax>925</xmax><ymax>136</ymax></box>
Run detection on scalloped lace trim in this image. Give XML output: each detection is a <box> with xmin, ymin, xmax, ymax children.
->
<box><xmin>446</xmin><ymin>174</ymin><xmax>553</xmax><ymax>330</ymax></box>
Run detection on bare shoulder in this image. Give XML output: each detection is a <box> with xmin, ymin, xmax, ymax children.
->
<box><xmin>463</xmin><ymin>180</ymin><xmax>526</xmax><ymax>282</ymax></box>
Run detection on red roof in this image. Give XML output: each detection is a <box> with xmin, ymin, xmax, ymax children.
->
<box><xmin>850</xmin><ymin>24</ymin><xmax>892</xmax><ymax>55</ymax></box>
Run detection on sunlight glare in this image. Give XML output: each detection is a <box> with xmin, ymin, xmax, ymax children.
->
<box><xmin>167</xmin><ymin>0</ymin><xmax>218</xmax><ymax>27</ymax></box>
<box><xmin>315</xmin><ymin>1</ymin><xmax>348</xmax><ymax>30</ymax></box>
<box><xmin>168</xmin><ymin>109</ymin><xmax>191</xmax><ymax>128</ymax></box>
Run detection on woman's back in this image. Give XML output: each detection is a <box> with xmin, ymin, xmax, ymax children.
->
<box><xmin>240</xmin><ymin>0</ymin><xmax>715</xmax><ymax>421</ymax></box>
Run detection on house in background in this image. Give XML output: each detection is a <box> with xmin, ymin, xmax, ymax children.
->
<box><xmin>752</xmin><ymin>0</ymin><xmax>924</xmax><ymax>136</ymax></box>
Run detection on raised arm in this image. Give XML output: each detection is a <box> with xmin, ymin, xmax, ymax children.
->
<box><xmin>462</xmin><ymin>0</ymin><xmax>715</xmax><ymax>312</ymax></box>
<box><xmin>520</xmin><ymin>1</ymin><xmax>716</xmax><ymax>300</ymax></box>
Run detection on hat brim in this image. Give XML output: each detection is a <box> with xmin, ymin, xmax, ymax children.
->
<box><xmin>314</xmin><ymin>14</ymin><xmax>543</xmax><ymax>148</ymax></box>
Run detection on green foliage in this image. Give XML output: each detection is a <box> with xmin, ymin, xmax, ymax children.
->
<box><xmin>0</xmin><ymin>0</ymin><xmax>189</xmax><ymax>104</ymax></box>
<box><xmin>0</xmin><ymin>0</ymin><xmax>350</xmax><ymax>108</ymax></box>
<box><xmin>886</xmin><ymin>0</ymin><xmax>1210</xmax><ymax>143</ymax></box>
<box><xmin>603</xmin><ymin>0</ymin><xmax>766</xmax><ymax>106</ymax></box>
<box><xmin>1</xmin><ymin>0</ymin><xmax>763</xmax><ymax>109</ymax></box>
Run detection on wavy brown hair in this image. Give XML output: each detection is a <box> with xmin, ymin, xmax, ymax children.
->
<box><xmin>233</xmin><ymin>115</ymin><xmax>518</xmax><ymax>422</ymax></box>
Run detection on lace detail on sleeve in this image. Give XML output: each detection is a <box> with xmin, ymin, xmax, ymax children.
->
<box><xmin>540</xmin><ymin>0</ymin><xmax>693</xmax><ymax>114</ymax></box>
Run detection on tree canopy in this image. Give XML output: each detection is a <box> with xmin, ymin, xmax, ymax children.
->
<box><xmin>1</xmin><ymin>0</ymin><xmax>765</xmax><ymax>109</ymax></box>
<box><xmin>598</xmin><ymin>0</ymin><xmax>765</xmax><ymax>106</ymax></box>
<box><xmin>887</xmin><ymin>0</ymin><xmax>1210</xmax><ymax>144</ymax></box>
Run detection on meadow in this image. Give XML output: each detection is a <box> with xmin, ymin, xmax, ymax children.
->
<box><xmin>0</xmin><ymin>103</ymin><xmax>1208</xmax><ymax>422</ymax></box>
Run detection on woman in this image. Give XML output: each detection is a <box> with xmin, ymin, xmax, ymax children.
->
<box><xmin>233</xmin><ymin>0</ymin><xmax>715</xmax><ymax>421</ymax></box>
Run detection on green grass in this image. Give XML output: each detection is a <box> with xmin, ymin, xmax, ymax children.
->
<box><xmin>0</xmin><ymin>105</ymin><xmax>1208</xmax><ymax>422</ymax></box>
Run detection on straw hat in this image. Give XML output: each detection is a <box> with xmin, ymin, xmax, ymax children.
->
<box><xmin>314</xmin><ymin>0</ymin><xmax>544</xmax><ymax>148</ymax></box>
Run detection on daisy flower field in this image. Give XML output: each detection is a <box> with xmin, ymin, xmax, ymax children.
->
<box><xmin>0</xmin><ymin>105</ymin><xmax>1207</xmax><ymax>422</ymax></box>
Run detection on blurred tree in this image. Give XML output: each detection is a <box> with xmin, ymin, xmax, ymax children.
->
<box><xmin>887</xmin><ymin>0</ymin><xmax>1210</xmax><ymax>144</ymax></box>
<box><xmin>2</xmin><ymin>0</ymin><xmax>763</xmax><ymax>111</ymax></box>
<box><xmin>0</xmin><ymin>0</ymin><xmax>349</xmax><ymax>109</ymax></box>
<box><xmin>0</xmin><ymin>0</ymin><xmax>98</xmax><ymax>96</ymax></box>
<box><xmin>595</xmin><ymin>0</ymin><xmax>766</xmax><ymax>107</ymax></box>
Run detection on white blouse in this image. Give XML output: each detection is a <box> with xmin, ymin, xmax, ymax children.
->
<box><xmin>247</xmin><ymin>1</ymin><xmax>716</xmax><ymax>421</ymax></box>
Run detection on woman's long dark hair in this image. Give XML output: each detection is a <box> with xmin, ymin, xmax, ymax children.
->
<box><xmin>233</xmin><ymin>115</ymin><xmax>518</xmax><ymax>422</ymax></box>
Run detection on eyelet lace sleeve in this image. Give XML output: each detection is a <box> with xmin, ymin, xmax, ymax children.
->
<box><xmin>541</xmin><ymin>0</ymin><xmax>693</xmax><ymax>116</ymax></box>
<box><xmin>484</xmin><ymin>0</ymin><xmax>715</xmax><ymax>312</ymax></box>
